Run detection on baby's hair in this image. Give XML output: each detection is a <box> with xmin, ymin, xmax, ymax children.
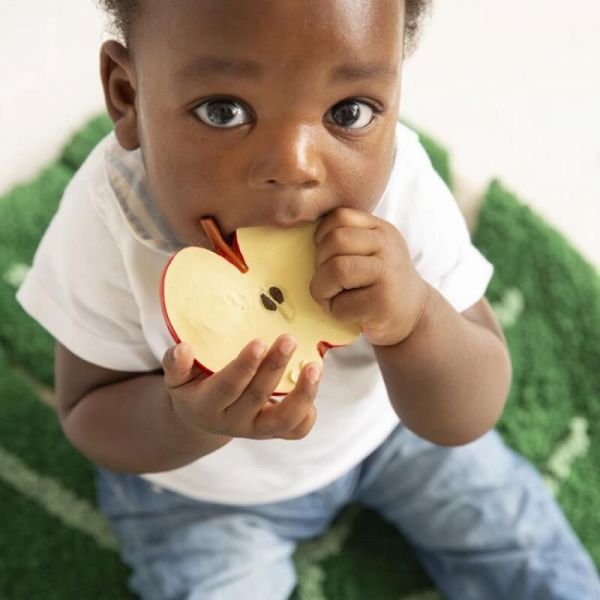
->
<box><xmin>98</xmin><ymin>0</ymin><xmax>431</xmax><ymax>55</ymax></box>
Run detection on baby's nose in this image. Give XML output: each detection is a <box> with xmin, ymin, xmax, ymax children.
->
<box><xmin>247</xmin><ymin>123</ymin><xmax>325</xmax><ymax>190</ymax></box>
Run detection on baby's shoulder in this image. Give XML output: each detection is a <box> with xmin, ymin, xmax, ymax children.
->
<box><xmin>59</xmin><ymin>132</ymin><xmax>118</xmax><ymax>220</ymax></box>
<box><xmin>39</xmin><ymin>133</ymin><xmax>130</xmax><ymax>274</ymax></box>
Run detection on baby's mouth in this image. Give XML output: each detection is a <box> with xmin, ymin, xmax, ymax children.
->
<box><xmin>202</xmin><ymin>215</ymin><xmax>321</xmax><ymax>245</ymax></box>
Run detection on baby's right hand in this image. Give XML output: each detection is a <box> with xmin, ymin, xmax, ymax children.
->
<box><xmin>161</xmin><ymin>336</ymin><xmax>321</xmax><ymax>441</ymax></box>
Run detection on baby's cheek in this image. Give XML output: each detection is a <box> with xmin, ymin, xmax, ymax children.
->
<box><xmin>335</xmin><ymin>151</ymin><xmax>394</xmax><ymax>213</ymax></box>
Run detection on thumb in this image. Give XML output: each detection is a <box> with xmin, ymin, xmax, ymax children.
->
<box><xmin>162</xmin><ymin>342</ymin><xmax>199</xmax><ymax>388</ymax></box>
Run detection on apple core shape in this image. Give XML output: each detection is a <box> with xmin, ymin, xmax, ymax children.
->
<box><xmin>160</xmin><ymin>219</ymin><xmax>361</xmax><ymax>395</ymax></box>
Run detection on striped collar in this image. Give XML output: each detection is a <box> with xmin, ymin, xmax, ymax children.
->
<box><xmin>104</xmin><ymin>134</ymin><xmax>185</xmax><ymax>255</ymax></box>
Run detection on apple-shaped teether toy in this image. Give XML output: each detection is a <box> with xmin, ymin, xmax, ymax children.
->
<box><xmin>160</xmin><ymin>217</ymin><xmax>360</xmax><ymax>395</ymax></box>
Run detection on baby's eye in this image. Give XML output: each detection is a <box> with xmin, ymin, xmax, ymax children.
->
<box><xmin>327</xmin><ymin>100</ymin><xmax>375</xmax><ymax>129</ymax></box>
<box><xmin>194</xmin><ymin>99</ymin><xmax>250</xmax><ymax>128</ymax></box>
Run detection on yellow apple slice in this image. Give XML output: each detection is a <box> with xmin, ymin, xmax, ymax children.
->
<box><xmin>160</xmin><ymin>217</ymin><xmax>360</xmax><ymax>395</ymax></box>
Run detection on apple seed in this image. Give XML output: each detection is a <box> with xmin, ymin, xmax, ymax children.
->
<box><xmin>260</xmin><ymin>293</ymin><xmax>278</xmax><ymax>311</ymax></box>
<box><xmin>269</xmin><ymin>286</ymin><xmax>284</xmax><ymax>304</ymax></box>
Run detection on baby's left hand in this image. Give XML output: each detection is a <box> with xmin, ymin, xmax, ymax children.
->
<box><xmin>310</xmin><ymin>207</ymin><xmax>431</xmax><ymax>347</ymax></box>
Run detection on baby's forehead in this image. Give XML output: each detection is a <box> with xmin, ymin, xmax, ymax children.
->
<box><xmin>133</xmin><ymin>0</ymin><xmax>404</xmax><ymax>39</ymax></box>
<box><xmin>132</xmin><ymin>0</ymin><xmax>404</xmax><ymax>71</ymax></box>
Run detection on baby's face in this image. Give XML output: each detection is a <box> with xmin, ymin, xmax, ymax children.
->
<box><xmin>123</xmin><ymin>0</ymin><xmax>404</xmax><ymax>247</ymax></box>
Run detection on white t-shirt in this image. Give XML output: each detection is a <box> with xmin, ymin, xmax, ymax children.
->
<box><xmin>16</xmin><ymin>122</ymin><xmax>493</xmax><ymax>505</ymax></box>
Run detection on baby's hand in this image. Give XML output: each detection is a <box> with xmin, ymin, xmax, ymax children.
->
<box><xmin>161</xmin><ymin>336</ymin><xmax>321</xmax><ymax>441</ymax></box>
<box><xmin>311</xmin><ymin>207</ymin><xmax>431</xmax><ymax>347</ymax></box>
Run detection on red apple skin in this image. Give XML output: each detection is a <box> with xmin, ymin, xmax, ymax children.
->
<box><xmin>160</xmin><ymin>250</ymin><xmax>214</xmax><ymax>379</ymax></box>
<box><xmin>159</xmin><ymin>236</ymin><xmax>348</xmax><ymax>397</ymax></box>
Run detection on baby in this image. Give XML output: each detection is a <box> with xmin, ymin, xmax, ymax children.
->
<box><xmin>16</xmin><ymin>0</ymin><xmax>600</xmax><ymax>598</ymax></box>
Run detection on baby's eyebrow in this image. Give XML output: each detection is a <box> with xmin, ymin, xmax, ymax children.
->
<box><xmin>176</xmin><ymin>55</ymin><xmax>397</xmax><ymax>83</ymax></box>
<box><xmin>176</xmin><ymin>56</ymin><xmax>262</xmax><ymax>81</ymax></box>
<box><xmin>332</xmin><ymin>62</ymin><xmax>397</xmax><ymax>83</ymax></box>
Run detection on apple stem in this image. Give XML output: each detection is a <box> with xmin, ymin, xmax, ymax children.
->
<box><xmin>200</xmin><ymin>217</ymin><xmax>249</xmax><ymax>274</ymax></box>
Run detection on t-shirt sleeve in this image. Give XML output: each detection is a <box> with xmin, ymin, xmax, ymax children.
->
<box><xmin>15</xmin><ymin>171</ymin><xmax>159</xmax><ymax>372</ymax></box>
<box><xmin>390</xmin><ymin>127</ymin><xmax>494</xmax><ymax>313</ymax></box>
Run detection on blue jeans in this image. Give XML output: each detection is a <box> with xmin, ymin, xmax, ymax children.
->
<box><xmin>96</xmin><ymin>425</ymin><xmax>600</xmax><ymax>600</ymax></box>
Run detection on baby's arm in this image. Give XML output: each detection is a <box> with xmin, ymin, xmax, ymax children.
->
<box><xmin>311</xmin><ymin>208</ymin><xmax>510</xmax><ymax>447</ymax></box>
<box><xmin>55</xmin><ymin>335</ymin><xmax>320</xmax><ymax>473</ymax></box>
<box><xmin>374</xmin><ymin>291</ymin><xmax>512</xmax><ymax>446</ymax></box>
<box><xmin>55</xmin><ymin>342</ymin><xmax>230</xmax><ymax>472</ymax></box>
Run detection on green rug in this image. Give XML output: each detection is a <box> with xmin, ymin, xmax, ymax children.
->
<box><xmin>0</xmin><ymin>115</ymin><xmax>598</xmax><ymax>599</ymax></box>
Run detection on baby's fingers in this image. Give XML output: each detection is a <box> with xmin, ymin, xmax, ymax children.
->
<box><xmin>277</xmin><ymin>405</ymin><xmax>318</xmax><ymax>440</ymax></box>
<box><xmin>253</xmin><ymin>362</ymin><xmax>321</xmax><ymax>439</ymax></box>
<box><xmin>201</xmin><ymin>339</ymin><xmax>269</xmax><ymax>409</ymax></box>
<box><xmin>162</xmin><ymin>342</ymin><xmax>203</xmax><ymax>388</ymax></box>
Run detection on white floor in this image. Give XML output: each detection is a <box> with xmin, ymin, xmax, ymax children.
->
<box><xmin>1</xmin><ymin>0</ymin><xmax>599</xmax><ymax>269</ymax></box>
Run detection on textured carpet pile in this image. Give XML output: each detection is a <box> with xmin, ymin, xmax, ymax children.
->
<box><xmin>0</xmin><ymin>115</ymin><xmax>597</xmax><ymax>599</ymax></box>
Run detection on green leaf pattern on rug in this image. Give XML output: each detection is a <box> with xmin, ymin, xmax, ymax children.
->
<box><xmin>543</xmin><ymin>416</ymin><xmax>591</xmax><ymax>495</ymax></box>
<box><xmin>0</xmin><ymin>444</ymin><xmax>120</xmax><ymax>552</ymax></box>
<box><xmin>3</xmin><ymin>262</ymin><xmax>30</xmax><ymax>288</ymax></box>
<box><xmin>294</xmin><ymin>506</ymin><xmax>360</xmax><ymax>600</ymax></box>
<box><xmin>490</xmin><ymin>287</ymin><xmax>525</xmax><ymax>329</ymax></box>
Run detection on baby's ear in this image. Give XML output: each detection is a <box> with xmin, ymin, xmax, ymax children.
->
<box><xmin>100</xmin><ymin>40</ymin><xmax>139</xmax><ymax>150</ymax></box>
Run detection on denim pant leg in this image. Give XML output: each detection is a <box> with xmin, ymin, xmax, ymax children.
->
<box><xmin>95</xmin><ymin>467</ymin><xmax>351</xmax><ymax>600</ymax></box>
<box><xmin>353</xmin><ymin>425</ymin><xmax>600</xmax><ymax>600</ymax></box>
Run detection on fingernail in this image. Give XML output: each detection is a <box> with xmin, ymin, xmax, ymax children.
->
<box><xmin>174</xmin><ymin>343</ymin><xmax>187</xmax><ymax>361</ymax></box>
<box><xmin>306</xmin><ymin>363</ymin><xmax>321</xmax><ymax>383</ymax></box>
<box><xmin>280</xmin><ymin>336</ymin><xmax>297</xmax><ymax>356</ymax></box>
<box><xmin>252</xmin><ymin>340</ymin><xmax>268</xmax><ymax>359</ymax></box>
